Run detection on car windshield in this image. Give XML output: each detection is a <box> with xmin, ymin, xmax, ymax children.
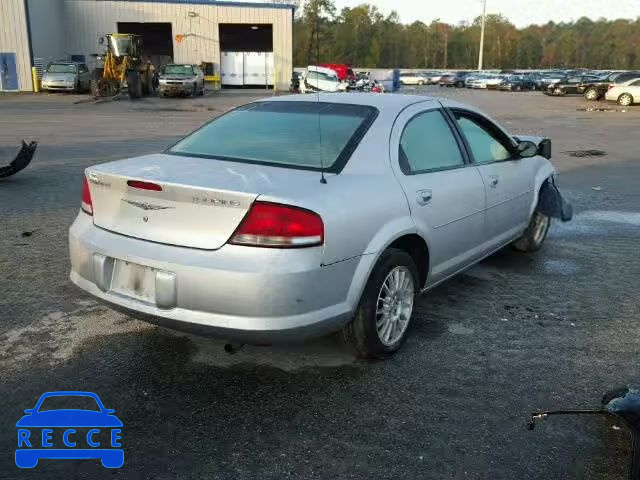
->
<box><xmin>163</xmin><ymin>65</ymin><xmax>195</xmax><ymax>75</ymax></box>
<box><xmin>169</xmin><ymin>102</ymin><xmax>377</xmax><ymax>172</ymax></box>
<box><xmin>38</xmin><ymin>395</ymin><xmax>101</xmax><ymax>412</ymax></box>
<box><xmin>47</xmin><ymin>64</ymin><xmax>75</xmax><ymax>73</ymax></box>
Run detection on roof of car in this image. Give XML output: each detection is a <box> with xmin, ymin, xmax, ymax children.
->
<box><xmin>262</xmin><ymin>93</ymin><xmax>439</xmax><ymax>116</ymax></box>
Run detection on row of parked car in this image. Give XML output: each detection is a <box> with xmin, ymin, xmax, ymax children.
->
<box><xmin>400</xmin><ymin>69</ymin><xmax>640</xmax><ymax>106</ymax></box>
<box><xmin>40</xmin><ymin>60</ymin><xmax>206</xmax><ymax>97</ymax></box>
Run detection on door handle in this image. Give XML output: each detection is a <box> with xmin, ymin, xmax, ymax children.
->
<box><xmin>489</xmin><ymin>175</ymin><xmax>499</xmax><ymax>188</ymax></box>
<box><xmin>416</xmin><ymin>189</ymin><xmax>432</xmax><ymax>206</ymax></box>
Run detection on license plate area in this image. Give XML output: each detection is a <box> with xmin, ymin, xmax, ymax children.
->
<box><xmin>110</xmin><ymin>260</ymin><xmax>156</xmax><ymax>303</ymax></box>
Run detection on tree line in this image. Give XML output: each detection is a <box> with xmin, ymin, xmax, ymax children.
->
<box><xmin>293</xmin><ymin>0</ymin><xmax>640</xmax><ymax>70</ymax></box>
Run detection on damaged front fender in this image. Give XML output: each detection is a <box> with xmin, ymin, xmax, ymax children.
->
<box><xmin>537</xmin><ymin>178</ymin><xmax>573</xmax><ymax>222</ymax></box>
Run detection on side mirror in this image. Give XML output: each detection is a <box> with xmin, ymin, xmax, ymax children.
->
<box><xmin>105</xmin><ymin>409</ymin><xmax>115</xmax><ymax>414</ymax></box>
<box><xmin>24</xmin><ymin>409</ymin><xmax>34</xmax><ymax>414</ymax></box>
<box><xmin>517</xmin><ymin>140</ymin><xmax>538</xmax><ymax>158</ymax></box>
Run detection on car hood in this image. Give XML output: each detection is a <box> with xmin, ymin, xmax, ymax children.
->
<box><xmin>44</xmin><ymin>73</ymin><xmax>75</xmax><ymax>82</ymax></box>
<box><xmin>16</xmin><ymin>410</ymin><xmax>123</xmax><ymax>427</ymax></box>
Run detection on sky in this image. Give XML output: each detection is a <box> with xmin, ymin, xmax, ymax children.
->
<box><xmin>331</xmin><ymin>0</ymin><xmax>640</xmax><ymax>27</ymax></box>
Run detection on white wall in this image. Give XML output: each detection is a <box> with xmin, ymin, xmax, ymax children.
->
<box><xmin>0</xmin><ymin>0</ymin><xmax>33</xmax><ymax>91</ymax></box>
<box><xmin>63</xmin><ymin>0</ymin><xmax>293</xmax><ymax>89</ymax></box>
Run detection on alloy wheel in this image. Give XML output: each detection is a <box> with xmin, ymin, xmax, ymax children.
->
<box><xmin>375</xmin><ymin>266</ymin><xmax>414</xmax><ymax>346</ymax></box>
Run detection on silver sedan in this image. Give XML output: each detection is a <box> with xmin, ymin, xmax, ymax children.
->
<box><xmin>69</xmin><ymin>94</ymin><xmax>571</xmax><ymax>358</ymax></box>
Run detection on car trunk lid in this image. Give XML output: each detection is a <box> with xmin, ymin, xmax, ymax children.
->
<box><xmin>85</xmin><ymin>153</ymin><xmax>301</xmax><ymax>250</ymax></box>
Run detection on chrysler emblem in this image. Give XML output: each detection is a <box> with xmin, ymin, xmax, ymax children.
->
<box><xmin>122</xmin><ymin>199</ymin><xmax>174</xmax><ymax>211</ymax></box>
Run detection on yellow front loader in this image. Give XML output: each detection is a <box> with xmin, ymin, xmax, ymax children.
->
<box><xmin>91</xmin><ymin>33</ymin><xmax>154</xmax><ymax>99</ymax></box>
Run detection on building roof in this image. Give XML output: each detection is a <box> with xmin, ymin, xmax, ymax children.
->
<box><xmin>103</xmin><ymin>0</ymin><xmax>296</xmax><ymax>10</ymax></box>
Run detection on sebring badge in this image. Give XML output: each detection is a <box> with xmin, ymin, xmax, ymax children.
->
<box><xmin>122</xmin><ymin>199</ymin><xmax>174</xmax><ymax>211</ymax></box>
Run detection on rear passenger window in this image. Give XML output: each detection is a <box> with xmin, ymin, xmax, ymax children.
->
<box><xmin>399</xmin><ymin>110</ymin><xmax>464</xmax><ymax>174</ymax></box>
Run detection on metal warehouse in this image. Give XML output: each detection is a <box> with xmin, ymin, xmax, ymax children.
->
<box><xmin>0</xmin><ymin>0</ymin><xmax>294</xmax><ymax>92</ymax></box>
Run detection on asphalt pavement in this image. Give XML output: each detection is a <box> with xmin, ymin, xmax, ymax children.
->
<box><xmin>0</xmin><ymin>87</ymin><xmax>638</xmax><ymax>479</ymax></box>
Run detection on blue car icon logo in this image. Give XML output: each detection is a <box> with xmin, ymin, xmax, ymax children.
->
<box><xmin>15</xmin><ymin>391</ymin><xmax>123</xmax><ymax>468</ymax></box>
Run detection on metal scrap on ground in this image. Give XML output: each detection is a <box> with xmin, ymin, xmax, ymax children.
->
<box><xmin>0</xmin><ymin>141</ymin><xmax>38</xmax><ymax>179</ymax></box>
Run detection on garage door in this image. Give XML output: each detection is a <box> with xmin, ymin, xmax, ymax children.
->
<box><xmin>221</xmin><ymin>52</ymin><xmax>244</xmax><ymax>86</ymax></box>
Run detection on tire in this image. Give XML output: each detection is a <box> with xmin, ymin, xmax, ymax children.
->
<box><xmin>200</xmin><ymin>81</ymin><xmax>206</xmax><ymax>95</ymax></box>
<box><xmin>584</xmin><ymin>87</ymin><xmax>598</xmax><ymax>101</ymax></box>
<box><xmin>618</xmin><ymin>93</ymin><xmax>633</xmax><ymax>106</ymax></box>
<box><xmin>127</xmin><ymin>71</ymin><xmax>142</xmax><ymax>99</ymax></box>
<box><xmin>90</xmin><ymin>69</ymin><xmax>103</xmax><ymax>97</ymax></box>
<box><xmin>340</xmin><ymin>248</ymin><xmax>418</xmax><ymax>359</ymax></box>
<box><xmin>417</xmin><ymin>80</ymin><xmax>424</xmax><ymax>86</ymax></box>
<box><xmin>191</xmin><ymin>83</ymin><xmax>198</xmax><ymax>96</ymax></box>
<box><xmin>553</xmin><ymin>87</ymin><xmax>564</xmax><ymax>96</ymax></box>
<box><xmin>512</xmin><ymin>211</ymin><xmax>551</xmax><ymax>252</ymax></box>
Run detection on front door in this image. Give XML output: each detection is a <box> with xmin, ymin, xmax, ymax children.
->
<box><xmin>449</xmin><ymin>109</ymin><xmax>533</xmax><ymax>249</ymax></box>
<box><xmin>390</xmin><ymin>102</ymin><xmax>487</xmax><ymax>284</ymax></box>
<box><xmin>0</xmin><ymin>53</ymin><xmax>19</xmax><ymax>91</ymax></box>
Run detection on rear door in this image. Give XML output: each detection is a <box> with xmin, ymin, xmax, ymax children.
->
<box><xmin>449</xmin><ymin>108</ymin><xmax>534</xmax><ymax>250</ymax></box>
<box><xmin>390</xmin><ymin>102</ymin><xmax>486</xmax><ymax>284</ymax></box>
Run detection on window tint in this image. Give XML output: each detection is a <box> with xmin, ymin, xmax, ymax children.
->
<box><xmin>306</xmin><ymin>71</ymin><xmax>336</xmax><ymax>83</ymax></box>
<box><xmin>169</xmin><ymin>102</ymin><xmax>377</xmax><ymax>172</ymax></box>
<box><xmin>630</xmin><ymin>80</ymin><xmax>640</xmax><ymax>87</ymax></box>
<box><xmin>454</xmin><ymin>113</ymin><xmax>512</xmax><ymax>164</ymax></box>
<box><xmin>78</xmin><ymin>64</ymin><xmax>89</xmax><ymax>73</ymax></box>
<box><xmin>399</xmin><ymin>110</ymin><xmax>464</xmax><ymax>173</ymax></box>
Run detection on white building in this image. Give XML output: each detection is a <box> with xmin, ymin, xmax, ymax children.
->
<box><xmin>0</xmin><ymin>0</ymin><xmax>294</xmax><ymax>91</ymax></box>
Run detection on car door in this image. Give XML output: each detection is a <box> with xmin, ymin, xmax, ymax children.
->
<box><xmin>78</xmin><ymin>64</ymin><xmax>90</xmax><ymax>89</ymax></box>
<box><xmin>390</xmin><ymin>102</ymin><xmax>487</xmax><ymax>284</ymax></box>
<box><xmin>448</xmin><ymin>108</ymin><xmax>535</xmax><ymax>251</ymax></box>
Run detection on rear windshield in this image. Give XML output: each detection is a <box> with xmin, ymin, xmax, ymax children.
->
<box><xmin>168</xmin><ymin>102</ymin><xmax>378</xmax><ymax>172</ymax></box>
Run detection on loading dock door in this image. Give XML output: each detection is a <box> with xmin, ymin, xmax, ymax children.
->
<box><xmin>221</xmin><ymin>52</ymin><xmax>244</xmax><ymax>86</ymax></box>
<box><xmin>0</xmin><ymin>53</ymin><xmax>19</xmax><ymax>91</ymax></box>
<box><xmin>117</xmin><ymin>22</ymin><xmax>173</xmax><ymax>67</ymax></box>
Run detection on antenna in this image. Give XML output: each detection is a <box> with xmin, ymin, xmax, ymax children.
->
<box><xmin>316</xmin><ymin>18</ymin><xmax>327</xmax><ymax>184</ymax></box>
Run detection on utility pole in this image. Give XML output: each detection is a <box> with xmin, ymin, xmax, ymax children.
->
<box><xmin>443</xmin><ymin>27</ymin><xmax>448</xmax><ymax>69</ymax></box>
<box><xmin>477</xmin><ymin>0</ymin><xmax>487</xmax><ymax>71</ymax></box>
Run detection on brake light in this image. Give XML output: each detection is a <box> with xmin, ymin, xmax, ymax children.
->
<box><xmin>81</xmin><ymin>177</ymin><xmax>93</xmax><ymax>215</ymax></box>
<box><xmin>127</xmin><ymin>180</ymin><xmax>163</xmax><ymax>191</ymax></box>
<box><xmin>230</xmin><ymin>202</ymin><xmax>324</xmax><ymax>248</ymax></box>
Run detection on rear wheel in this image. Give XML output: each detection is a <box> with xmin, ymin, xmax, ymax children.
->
<box><xmin>618</xmin><ymin>93</ymin><xmax>633</xmax><ymax>106</ymax></box>
<box><xmin>512</xmin><ymin>211</ymin><xmax>550</xmax><ymax>252</ymax></box>
<box><xmin>584</xmin><ymin>87</ymin><xmax>599</xmax><ymax>101</ymax></box>
<box><xmin>340</xmin><ymin>249</ymin><xmax>417</xmax><ymax>359</ymax></box>
<box><xmin>417</xmin><ymin>80</ymin><xmax>424</xmax><ymax>86</ymax></box>
<box><xmin>127</xmin><ymin>71</ymin><xmax>142</xmax><ymax>99</ymax></box>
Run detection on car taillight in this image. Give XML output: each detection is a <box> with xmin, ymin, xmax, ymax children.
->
<box><xmin>81</xmin><ymin>176</ymin><xmax>93</xmax><ymax>215</ymax></box>
<box><xmin>230</xmin><ymin>202</ymin><xmax>324</xmax><ymax>248</ymax></box>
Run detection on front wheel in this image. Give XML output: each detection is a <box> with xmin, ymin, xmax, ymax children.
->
<box><xmin>512</xmin><ymin>211</ymin><xmax>550</xmax><ymax>252</ymax></box>
<box><xmin>340</xmin><ymin>249</ymin><xmax>417</xmax><ymax>359</ymax></box>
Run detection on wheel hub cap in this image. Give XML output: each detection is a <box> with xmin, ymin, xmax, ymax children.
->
<box><xmin>376</xmin><ymin>266</ymin><xmax>414</xmax><ymax>346</ymax></box>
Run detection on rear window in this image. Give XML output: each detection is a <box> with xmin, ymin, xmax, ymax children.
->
<box><xmin>168</xmin><ymin>102</ymin><xmax>378</xmax><ymax>172</ymax></box>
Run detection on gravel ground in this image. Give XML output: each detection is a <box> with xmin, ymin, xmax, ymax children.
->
<box><xmin>0</xmin><ymin>87</ymin><xmax>638</xmax><ymax>479</ymax></box>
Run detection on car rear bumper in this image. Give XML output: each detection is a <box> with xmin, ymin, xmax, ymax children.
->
<box><xmin>69</xmin><ymin>213</ymin><xmax>357</xmax><ymax>342</ymax></box>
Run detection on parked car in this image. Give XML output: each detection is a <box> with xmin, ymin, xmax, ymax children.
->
<box><xmin>400</xmin><ymin>72</ymin><xmax>430</xmax><ymax>86</ymax></box>
<box><xmin>450</xmin><ymin>72</ymin><xmax>470</xmax><ymax>87</ymax></box>
<box><xmin>605</xmin><ymin>78</ymin><xmax>640</xmax><ymax>106</ymax></box>
<box><xmin>300</xmin><ymin>66</ymin><xmax>347</xmax><ymax>93</ymax></box>
<box><xmin>438</xmin><ymin>74</ymin><xmax>455</xmax><ymax>87</ymax></box>
<box><xmin>498</xmin><ymin>75</ymin><xmax>536</xmax><ymax>91</ymax></box>
<box><xmin>158</xmin><ymin>64</ymin><xmax>205</xmax><ymax>97</ymax></box>
<box><xmin>485</xmin><ymin>75</ymin><xmax>506</xmax><ymax>89</ymax></box>
<box><xmin>468</xmin><ymin>76</ymin><xmax>490</xmax><ymax>89</ymax></box>
<box><xmin>320</xmin><ymin>63</ymin><xmax>356</xmax><ymax>84</ymax></box>
<box><xmin>582</xmin><ymin>71</ymin><xmax>640</xmax><ymax>101</ymax></box>
<box><xmin>545</xmin><ymin>74</ymin><xmax>602</xmax><ymax>96</ymax></box>
<box><xmin>41</xmin><ymin>61</ymin><xmax>91</xmax><ymax>93</ymax></box>
<box><xmin>428</xmin><ymin>73</ymin><xmax>443</xmax><ymax>84</ymax></box>
<box><xmin>69</xmin><ymin>93</ymin><xmax>570</xmax><ymax>358</ymax></box>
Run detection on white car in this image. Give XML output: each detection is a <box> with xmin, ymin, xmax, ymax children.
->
<box><xmin>400</xmin><ymin>72</ymin><xmax>429</xmax><ymax>86</ymax></box>
<box><xmin>485</xmin><ymin>76</ymin><xmax>506</xmax><ymax>89</ymax></box>
<box><xmin>469</xmin><ymin>78</ymin><xmax>489</xmax><ymax>89</ymax></box>
<box><xmin>300</xmin><ymin>66</ymin><xmax>346</xmax><ymax>93</ymax></box>
<box><xmin>605</xmin><ymin>78</ymin><xmax>640</xmax><ymax>106</ymax></box>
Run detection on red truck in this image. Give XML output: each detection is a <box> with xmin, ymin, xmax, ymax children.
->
<box><xmin>320</xmin><ymin>64</ymin><xmax>356</xmax><ymax>83</ymax></box>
